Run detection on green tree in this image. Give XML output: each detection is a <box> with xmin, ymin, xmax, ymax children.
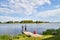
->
<box><xmin>43</xmin><ymin>29</ymin><xmax>56</xmax><ymax>35</ymax></box>
<box><xmin>6</xmin><ymin>21</ymin><xmax>13</xmax><ymax>23</ymax></box>
<box><xmin>35</xmin><ymin>21</ymin><xmax>43</xmax><ymax>23</ymax></box>
<box><xmin>0</xmin><ymin>22</ymin><xmax>1</xmax><ymax>23</ymax></box>
<box><xmin>20</xmin><ymin>20</ymin><xmax>33</xmax><ymax>23</ymax></box>
<box><xmin>14</xmin><ymin>21</ymin><xmax>20</xmax><ymax>23</ymax></box>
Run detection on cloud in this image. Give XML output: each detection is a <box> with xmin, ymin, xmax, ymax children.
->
<box><xmin>1</xmin><ymin>0</ymin><xmax>60</xmax><ymax>22</ymax></box>
<box><xmin>0</xmin><ymin>0</ymin><xmax>51</xmax><ymax>15</ymax></box>
<box><xmin>0</xmin><ymin>15</ymin><xmax>35</xmax><ymax>22</ymax></box>
<box><xmin>35</xmin><ymin>8</ymin><xmax>60</xmax><ymax>17</ymax></box>
<box><xmin>0</xmin><ymin>16</ymin><xmax>21</xmax><ymax>22</ymax></box>
<box><xmin>55</xmin><ymin>5</ymin><xmax>60</xmax><ymax>8</ymax></box>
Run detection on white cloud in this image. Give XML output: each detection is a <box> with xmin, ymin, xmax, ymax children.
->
<box><xmin>0</xmin><ymin>16</ymin><xmax>21</xmax><ymax>22</ymax></box>
<box><xmin>55</xmin><ymin>5</ymin><xmax>60</xmax><ymax>8</ymax></box>
<box><xmin>35</xmin><ymin>8</ymin><xmax>60</xmax><ymax>17</ymax></box>
<box><xmin>0</xmin><ymin>8</ymin><xmax>10</xmax><ymax>13</ymax></box>
<box><xmin>0</xmin><ymin>16</ymin><xmax>35</xmax><ymax>22</ymax></box>
<box><xmin>0</xmin><ymin>8</ymin><xmax>15</xmax><ymax>14</ymax></box>
<box><xmin>0</xmin><ymin>0</ymin><xmax>51</xmax><ymax>15</ymax></box>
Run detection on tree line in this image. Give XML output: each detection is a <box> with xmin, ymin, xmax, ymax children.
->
<box><xmin>0</xmin><ymin>20</ymin><xmax>49</xmax><ymax>23</ymax></box>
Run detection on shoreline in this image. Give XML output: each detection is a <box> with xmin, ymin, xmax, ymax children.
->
<box><xmin>0</xmin><ymin>22</ymin><xmax>49</xmax><ymax>24</ymax></box>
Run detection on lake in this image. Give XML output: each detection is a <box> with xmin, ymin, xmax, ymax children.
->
<box><xmin>0</xmin><ymin>23</ymin><xmax>60</xmax><ymax>35</ymax></box>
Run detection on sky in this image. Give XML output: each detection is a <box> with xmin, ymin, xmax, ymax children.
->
<box><xmin>0</xmin><ymin>0</ymin><xmax>60</xmax><ymax>22</ymax></box>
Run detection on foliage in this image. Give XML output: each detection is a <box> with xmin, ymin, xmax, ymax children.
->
<box><xmin>43</xmin><ymin>29</ymin><xmax>56</xmax><ymax>35</ymax></box>
<box><xmin>0</xmin><ymin>20</ymin><xmax>49</xmax><ymax>23</ymax></box>
<box><xmin>14</xmin><ymin>21</ymin><xmax>20</xmax><ymax>23</ymax></box>
<box><xmin>0</xmin><ymin>35</ymin><xmax>12</xmax><ymax>40</ymax></box>
<box><xmin>0</xmin><ymin>22</ymin><xmax>2</xmax><ymax>23</ymax></box>
<box><xmin>20</xmin><ymin>20</ymin><xmax>34</xmax><ymax>23</ymax></box>
<box><xmin>35</xmin><ymin>21</ymin><xmax>44</xmax><ymax>23</ymax></box>
<box><xmin>42</xmin><ymin>28</ymin><xmax>60</xmax><ymax>40</ymax></box>
<box><xmin>6</xmin><ymin>21</ymin><xmax>13</xmax><ymax>23</ymax></box>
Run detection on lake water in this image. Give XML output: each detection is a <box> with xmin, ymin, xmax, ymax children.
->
<box><xmin>0</xmin><ymin>23</ymin><xmax>60</xmax><ymax>35</ymax></box>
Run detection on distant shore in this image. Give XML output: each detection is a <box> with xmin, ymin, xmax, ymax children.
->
<box><xmin>0</xmin><ymin>22</ymin><xmax>60</xmax><ymax>24</ymax></box>
<box><xmin>0</xmin><ymin>20</ymin><xmax>60</xmax><ymax>24</ymax></box>
<box><xmin>0</xmin><ymin>20</ymin><xmax>49</xmax><ymax>24</ymax></box>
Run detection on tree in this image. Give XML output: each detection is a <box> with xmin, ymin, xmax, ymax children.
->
<box><xmin>35</xmin><ymin>21</ymin><xmax>43</xmax><ymax>23</ymax></box>
<box><xmin>20</xmin><ymin>20</ymin><xmax>33</xmax><ymax>23</ymax></box>
<box><xmin>43</xmin><ymin>29</ymin><xmax>56</xmax><ymax>35</ymax></box>
<box><xmin>6</xmin><ymin>21</ymin><xmax>13</xmax><ymax>23</ymax></box>
<box><xmin>0</xmin><ymin>22</ymin><xmax>1</xmax><ymax>23</ymax></box>
<box><xmin>14</xmin><ymin>21</ymin><xmax>20</xmax><ymax>23</ymax></box>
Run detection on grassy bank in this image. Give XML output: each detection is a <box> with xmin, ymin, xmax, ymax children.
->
<box><xmin>0</xmin><ymin>34</ymin><xmax>54</xmax><ymax>40</ymax></box>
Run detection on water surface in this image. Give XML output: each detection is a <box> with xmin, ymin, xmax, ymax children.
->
<box><xmin>0</xmin><ymin>23</ymin><xmax>60</xmax><ymax>35</ymax></box>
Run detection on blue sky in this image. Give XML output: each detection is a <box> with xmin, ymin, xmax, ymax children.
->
<box><xmin>0</xmin><ymin>0</ymin><xmax>60</xmax><ymax>22</ymax></box>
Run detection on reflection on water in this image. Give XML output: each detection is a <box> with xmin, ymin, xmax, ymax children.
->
<box><xmin>0</xmin><ymin>23</ymin><xmax>60</xmax><ymax>35</ymax></box>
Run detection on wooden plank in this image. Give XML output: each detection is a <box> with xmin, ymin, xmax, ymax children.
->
<box><xmin>23</xmin><ymin>31</ymin><xmax>43</xmax><ymax>37</ymax></box>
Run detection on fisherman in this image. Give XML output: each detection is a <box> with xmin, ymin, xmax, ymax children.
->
<box><xmin>25</xmin><ymin>24</ymin><xmax>27</xmax><ymax>31</ymax></box>
<box><xmin>34</xmin><ymin>29</ymin><xmax>37</xmax><ymax>34</ymax></box>
<box><xmin>22</xmin><ymin>25</ymin><xmax>24</xmax><ymax>34</ymax></box>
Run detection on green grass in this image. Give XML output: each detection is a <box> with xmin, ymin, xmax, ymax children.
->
<box><xmin>41</xmin><ymin>35</ymin><xmax>54</xmax><ymax>39</ymax></box>
<box><xmin>12</xmin><ymin>34</ymin><xmax>41</xmax><ymax>40</ymax></box>
<box><xmin>0</xmin><ymin>34</ymin><xmax>56</xmax><ymax>40</ymax></box>
<box><xmin>12</xmin><ymin>34</ymin><xmax>54</xmax><ymax>40</ymax></box>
